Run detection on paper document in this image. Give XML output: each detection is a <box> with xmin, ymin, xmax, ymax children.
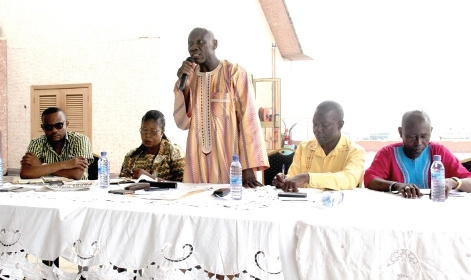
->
<box><xmin>110</xmin><ymin>174</ymin><xmax>158</xmax><ymax>184</ymax></box>
<box><xmin>13</xmin><ymin>176</ymin><xmax>74</xmax><ymax>185</ymax></box>
<box><xmin>134</xmin><ymin>185</ymin><xmax>205</xmax><ymax>200</ymax></box>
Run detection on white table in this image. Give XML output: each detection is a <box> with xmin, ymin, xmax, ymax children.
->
<box><xmin>0</xmin><ymin>183</ymin><xmax>302</xmax><ymax>279</ymax></box>
<box><xmin>1</xmin><ymin>184</ymin><xmax>470</xmax><ymax>279</ymax></box>
<box><xmin>295</xmin><ymin>189</ymin><xmax>471</xmax><ymax>279</ymax></box>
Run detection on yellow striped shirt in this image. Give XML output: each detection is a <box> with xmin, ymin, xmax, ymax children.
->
<box><xmin>26</xmin><ymin>131</ymin><xmax>93</xmax><ymax>180</ymax></box>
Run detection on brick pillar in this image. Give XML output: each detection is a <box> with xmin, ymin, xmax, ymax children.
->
<box><xmin>0</xmin><ymin>38</ymin><xmax>7</xmax><ymax>174</ymax></box>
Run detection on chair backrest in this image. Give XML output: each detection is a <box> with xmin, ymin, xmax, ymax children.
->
<box><xmin>263</xmin><ymin>148</ymin><xmax>296</xmax><ymax>185</ymax></box>
<box><xmin>88</xmin><ymin>153</ymin><xmax>101</xmax><ymax>180</ymax></box>
<box><xmin>461</xmin><ymin>157</ymin><xmax>471</xmax><ymax>172</ymax></box>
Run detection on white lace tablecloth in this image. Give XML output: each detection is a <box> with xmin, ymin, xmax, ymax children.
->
<box><xmin>0</xmin><ymin>183</ymin><xmax>307</xmax><ymax>279</ymax></box>
<box><xmin>295</xmin><ymin>189</ymin><xmax>471</xmax><ymax>280</ymax></box>
<box><xmin>2</xmin><ymin>185</ymin><xmax>470</xmax><ymax>279</ymax></box>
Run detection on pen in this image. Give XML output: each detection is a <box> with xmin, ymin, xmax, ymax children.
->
<box><xmin>282</xmin><ymin>164</ymin><xmax>285</xmax><ymax>175</ymax></box>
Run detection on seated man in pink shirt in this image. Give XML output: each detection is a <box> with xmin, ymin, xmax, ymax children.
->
<box><xmin>365</xmin><ymin>110</ymin><xmax>471</xmax><ymax>199</ymax></box>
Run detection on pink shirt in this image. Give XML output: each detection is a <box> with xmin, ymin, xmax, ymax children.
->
<box><xmin>364</xmin><ymin>142</ymin><xmax>471</xmax><ymax>188</ymax></box>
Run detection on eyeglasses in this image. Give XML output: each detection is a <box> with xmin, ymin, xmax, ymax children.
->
<box><xmin>139</xmin><ymin>128</ymin><xmax>162</xmax><ymax>136</ymax></box>
<box><xmin>42</xmin><ymin>122</ymin><xmax>65</xmax><ymax>131</ymax></box>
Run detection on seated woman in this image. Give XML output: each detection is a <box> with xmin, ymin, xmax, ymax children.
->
<box><xmin>120</xmin><ymin>110</ymin><xmax>185</xmax><ymax>181</ymax></box>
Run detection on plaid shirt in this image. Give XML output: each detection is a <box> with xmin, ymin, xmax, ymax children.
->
<box><xmin>26</xmin><ymin>131</ymin><xmax>93</xmax><ymax>180</ymax></box>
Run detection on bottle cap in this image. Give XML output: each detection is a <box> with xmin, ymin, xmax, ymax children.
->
<box><xmin>232</xmin><ymin>155</ymin><xmax>239</xmax><ymax>161</ymax></box>
<box><xmin>101</xmin><ymin>151</ymin><xmax>107</xmax><ymax>157</ymax></box>
<box><xmin>433</xmin><ymin>155</ymin><xmax>441</xmax><ymax>161</ymax></box>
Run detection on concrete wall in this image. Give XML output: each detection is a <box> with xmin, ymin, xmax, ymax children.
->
<box><xmin>0</xmin><ymin>38</ymin><xmax>6</xmax><ymax>173</ymax></box>
<box><xmin>0</xmin><ymin>0</ymin><xmax>286</xmax><ymax>173</ymax></box>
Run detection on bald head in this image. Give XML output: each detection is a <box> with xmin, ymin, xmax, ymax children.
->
<box><xmin>401</xmin><ymin>110</ymin><xmax>431</xmax><ymax>129</ymax></box>
<box><xmin>189</xmin><ymin>27</ymin><xmax>216</xmax><ymax>41</ymax></box>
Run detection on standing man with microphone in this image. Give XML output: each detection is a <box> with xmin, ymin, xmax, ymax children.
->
<box><xmin>173</xmin><ymin>27</ymin><xmax>269</xmax><ymax>187</ymax></box>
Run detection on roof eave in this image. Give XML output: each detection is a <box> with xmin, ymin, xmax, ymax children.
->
<box><xmin>259</xmin><ymin>0</ymin><xmax>313</xmax><ymax>61</ymax></box>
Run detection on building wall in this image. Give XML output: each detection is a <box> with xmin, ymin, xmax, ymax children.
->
<box><xmin>0</xmin><ymin>0</ymin><xmax>285</xmax><ymax>173</ymax></box>
<box><xmin>0</xmin><ymin>38</ymin><xmax>6</xmax><ymax>173</ymax></box>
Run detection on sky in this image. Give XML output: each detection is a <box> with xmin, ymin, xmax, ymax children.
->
<box><xmin>282</xmin><ymin>0</ymin><xmax>471</xmax><ymax>140</ymax></box>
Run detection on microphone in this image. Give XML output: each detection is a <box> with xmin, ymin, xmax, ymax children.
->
<box><xmin>179</xmin><ymin>57</ymin><xmax>195</xmax><ymax>91</ymax></box>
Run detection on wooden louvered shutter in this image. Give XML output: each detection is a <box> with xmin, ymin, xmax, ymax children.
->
<box><xmin>30</xmin><ymin>84</ymin><xmax>92</xmax><ymax>143</ymax></box>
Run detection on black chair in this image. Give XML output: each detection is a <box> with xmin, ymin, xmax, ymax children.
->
<box><xmin>263</xmin><ymin>148</ymin><xmax>296</xmax><ymax>185</ymax></box>
<box><xmin>88</xmin><ymin>153</ymin><xmax>101</xmax><ymax>180</ymax></box>
<box><xmin>461</xmin><ymin>157</ymin><xmax>471</xmax><ymax>172</ymax></box>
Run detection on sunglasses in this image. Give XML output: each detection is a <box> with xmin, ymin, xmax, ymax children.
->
<box><xmin>42</xmin><ymin>122</ymin><xmax>65</xmax><ymax>131</ymax></box>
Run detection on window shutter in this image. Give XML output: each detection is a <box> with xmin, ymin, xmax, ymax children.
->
<box><xmin>64</xmin><ymin>88</ymin><xmax>86</xmax><ymax>134</ymax></box>
<box><xmin>31</xmin><ymin>89</ymin><xmax>60</xmax><ymax>138</ymax></box>
<box><xmin>30</xmin><ymin>84</ymin><xmax>92</xmax><ymax>142</ymax></box>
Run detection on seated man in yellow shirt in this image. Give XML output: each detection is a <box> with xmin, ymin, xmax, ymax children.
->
<box><xmin>272</xmin><ymin>100</ymin><xmax>366</xmax><ymax>192</ymax></box>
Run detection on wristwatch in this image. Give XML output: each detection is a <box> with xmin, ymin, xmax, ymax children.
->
<box><xmin>451</xmin><ymin>177</ymin><xmax>462</xmax><ymax>190</ymax></box>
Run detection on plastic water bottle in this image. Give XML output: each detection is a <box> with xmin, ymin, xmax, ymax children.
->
<box><xmin>321</xmin><ymin>191</ymin><xmax>344</xmax><ymax>207</ymax></box>
<box><xmin>431</xmin><ymin>154</ymin><xmax>445</xmax><ymax>202</ymax></box>
<box><xmin>98</xmin><ymin>151</ymin><xmax>110</xmax><ymax>189</ymax></box>
<box><xmin>230</xmin><ymin>155</ymin><xmax>242</xmax><ymax>200</ymax></box>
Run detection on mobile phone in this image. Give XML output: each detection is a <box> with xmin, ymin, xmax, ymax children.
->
<box><xmin>278</xmin><ymin>192</ymin><xmax>307</xmax><ymax>198</ymax></box>
<box><xmin>213</xmin><ymin>187</ymin><xmax>230</xmax><ymax>197</ymax></box>
<box><xmin>108</xmin><ymin>189</ymin><xmax>135</xmax><ymax>195</ymax></box>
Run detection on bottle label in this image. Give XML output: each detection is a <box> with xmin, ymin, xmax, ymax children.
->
<box><xmin>431</xmin><ymin>172</ymin><xmax>445</xmax><ymax>183</ymax></box>
<box><xmin>230</xmin><ymin>176</ymin><xmax>242</xmax><ymax>185</ymax></box>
